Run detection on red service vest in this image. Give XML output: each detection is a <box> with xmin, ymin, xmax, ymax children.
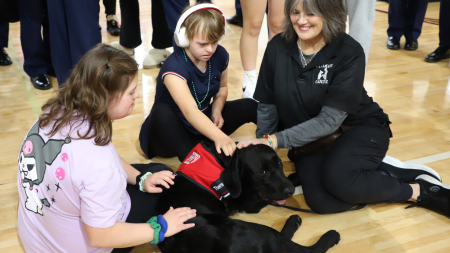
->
<box><xmin>177</xmin><ymin>143</ymin><xmax>230</xmax><ymax>200</ymax></box>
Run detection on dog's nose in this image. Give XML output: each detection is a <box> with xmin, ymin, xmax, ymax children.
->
<box><xmin>284</xmin><ymin>187</ymin><xmax>295</xmax><ymax>196</ymax></box>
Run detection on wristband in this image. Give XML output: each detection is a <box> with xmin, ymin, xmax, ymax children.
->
<box><xmin>147</xmin><ymin>216</ymin><xmax>161</xmax><ymax>245</ymax></box>
<box><xmin>157</xmin><ymin>215</ymin><xmax>168</xmax><ymax>242</ymax></box>
<box><xmin>135</xmin><ymin>172</ymin><xmax>152</xmax><ymax>193</ymax></box>
<box><xmin>263</xmin><ymin>135</ymin><xmax>274</xmax><ymax>149</ymax></box>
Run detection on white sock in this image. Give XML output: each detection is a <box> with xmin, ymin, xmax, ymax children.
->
<box><xmin>244</xmin><ymin>69</ymin><xmax>256</xmax><ymax>77</ymax></box>
<box><xmin>243</xmin><ymin>70</ymin><xmax>256</xmax><ymax>88</ymax></box>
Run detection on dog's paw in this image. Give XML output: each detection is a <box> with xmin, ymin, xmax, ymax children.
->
<box><xmin>287</xmin><ymin>214</ymin><xmax>302</xmax><ymax>228</ymax></box>
<box><xmin>321</xmin><ymin>230</ymin><xmax>340</xmax><ymax>247</ymax></box>
<box><xmin>280</xmin><ymin>214</ymin><xmax>302</xmax><ymax>238</ymax></box>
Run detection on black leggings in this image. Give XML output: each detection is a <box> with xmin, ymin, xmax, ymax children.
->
<box><xmin>103</xmin><ymin>0</ymin><xmax>116</xmax><ymax>15</ymax></box>
<box><xmin>111</xmin><ymin>163</ymin><xmax>173</xmax><ymax>253</ymax></box>
<box><xmin>145</xmin><ymin>99</ymin><xmax>257</xmax><ymax>162</ymax></box>
<box><xmin>288</xmin><ymin>118</ymin><xmax>412</xmax><ymax>214</ymax></box>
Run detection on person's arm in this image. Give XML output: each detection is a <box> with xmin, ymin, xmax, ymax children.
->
<box><xmin>211</xmin><ymin>67</ymin><xmax>228</xmax><ymax>129</ymax></box>
<box><xmin>275</xmin><ymin>106</ymin><xmax>348</xmax><ymax>149</ymax></box>
<box><xmin>80</xmin><ymin>162</ymin><xmax>196</xmax><ymax>249</ymax></box>
<box><xmin>164</xmin><ymin>74</ymin><xmax>235</xmax><ymax>156</ymax></box>
<box><xmin>238</xmin><ymin>106</ymin><xmax>347</xmax><ymax>149</ymax></box>
<box><xmin>255</xmin><ymin>103</ymin><xmax>279</xmax><ymax>138</ymax></box>
<box><xmin>84</xmin><ymin>207</ymin><xmax>196</xmax><ymax>248</ymax></box>
<box><xmin>120</xmin><ymin>157</ymin><xmax>174</xmax><ymax>193</ymax></box>
<box><xmin>121</xmin><ymin>157</ymin><xmax>140</xmax><ymax>185</ymax></box>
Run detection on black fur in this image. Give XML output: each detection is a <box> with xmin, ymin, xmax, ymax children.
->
<box><xmin>156</xmin><ymin>141</ymin><xmax>340</xmax><ymax>253</ymax></box>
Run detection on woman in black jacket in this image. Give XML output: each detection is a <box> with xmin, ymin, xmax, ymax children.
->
<box><xmin>238</xmin><ymin>0</ymin><xmax>450</xmax><ymax>218</ymax></box>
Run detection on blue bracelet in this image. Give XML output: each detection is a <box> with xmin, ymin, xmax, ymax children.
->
<box><xmin>157</xmin><ymin>215</ymin><xmax>168</xmax><ymax>242</ymax></box>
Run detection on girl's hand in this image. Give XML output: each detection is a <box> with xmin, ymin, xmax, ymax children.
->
<box><xmin>211</xmin><ymin>111</ymin><xmax>224</xmax><ymax>129</ymax></box>
<box><xmin>163</xmin><ymin>207</ymin><xmax>197</xmax><ymax>237</ymax></box>
<box><xmin>214</xmin><ymin>134</ymin><xmax>236</xmax><ymax>156</ymax></box>
<box><xmin>143</xmin><ymin>170</ymin><xmax>175</xmax><ymax>193</ymax></box>
<box><xmin>237</xmin><ymin>138</ymin><xmax>269</xmax><ymax>149</ymax></box>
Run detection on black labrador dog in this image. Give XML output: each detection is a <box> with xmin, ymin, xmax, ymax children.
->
<box><xmin>155</xmin><ymin>141</ymin><xmax>340</xmax><ymax>253</ymax></box>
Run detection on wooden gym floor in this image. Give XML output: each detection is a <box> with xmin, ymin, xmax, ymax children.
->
<box><xmin>1</xmin><ymin>1</ymin><xmax>449</xmax><ymax>252</ymax></box>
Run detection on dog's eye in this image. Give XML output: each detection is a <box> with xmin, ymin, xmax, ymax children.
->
<box><xmin>259</xmin><ymin>170</ymin><xmax>266</xmax><ymax>175</ymax></box>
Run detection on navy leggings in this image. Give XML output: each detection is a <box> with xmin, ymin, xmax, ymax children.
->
<box><xmin>111</xmin><ymin>163</ymin><xmax>173</xmax><ymax>253</ymax></box>
<box><xmin>288</xmin><ymin>118</ymin><xmax>412</xmax><ymax>214</ymax></box>
<box><xmin>144</xmin><ymin>99</ymin><xmax>257</xmax><ymax>162</ymax></box>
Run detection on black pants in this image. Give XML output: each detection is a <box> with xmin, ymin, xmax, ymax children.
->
<box><xmin>387</xmin><ymin>0</ymin><xmax>428</xmax><ymax>39</ymax></box>
<box><xmin>150</xmin><ymin>0</ymin><xmax>211</xmax><ymax>49</ymax></box>
<box><xmin>111</xmin><ymin>163</ymin><xmax>173</xmax><ymax>253</ymax></box>
<box><xmin>288</xmin><ymin>119</ymin><xmax>412</xmax><ymax>214</ymax></box>
<box><xmin>18</xmin><ymin>0</ymin><xmax>53</xmax><ymax>78</ymax></box>
<box><xmin>145</xmin><ymin>99</ymin><xmax>257</xmax><ymax>162</ymax></box>
<box><xmin>439</xmin><ymin>0</ymin><xmax>450</xmax><ymax>47</ymax></box>
<box><xmin>46</xmin><ymin>0</ymin><xmax>101</xmax><ymax>86</ymax></box>
<box><xmin>0</xmin><ymin>22</ymin><xmax>8</xmax><ymax>48</ymax></box>
<box><xmin>103</xmin><ymin>0</ymin><xmax>116</xmax><ymax>15</ymax></box>
<box><xmin>118</xmin><ymin>0</ymin><xmax>141</xmax><ymax>48</ymax></box>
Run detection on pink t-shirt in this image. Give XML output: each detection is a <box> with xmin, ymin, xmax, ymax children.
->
<box><xmin>17</xmin><ymin>119</ymin><xmax>131</xmax><ymax>253</ymax></box>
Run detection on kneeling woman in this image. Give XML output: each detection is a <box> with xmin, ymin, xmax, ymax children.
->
<box><xmin>139</xmin><ymin>4</ymin><xmax>257</xmax><ymax>162</ymax></box>
<box><xmin>238</xmin><ymin>0</ymin><xmax>450</xmax><ymax>217</ymax></box>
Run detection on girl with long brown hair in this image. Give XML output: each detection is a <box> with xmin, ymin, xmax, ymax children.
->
<box><xmin>17</xmin><ymin>43</ymin><xmax>196</xmax><ymax>253</ymax></box>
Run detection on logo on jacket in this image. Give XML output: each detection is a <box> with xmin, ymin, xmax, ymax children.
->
<box><xmin>316</xmin><ymin>67</ymin><xmax>328</xmax><ymax>84</ymax></box>
<box><xmin>184</xmin><ymin>152</ymin><xmax>201</xmax><ymax>164</ymax></box>
<box><xmin>315</xmin><ymin>64</ymin><xmax>332</xmax><ymax>84</ymax></box>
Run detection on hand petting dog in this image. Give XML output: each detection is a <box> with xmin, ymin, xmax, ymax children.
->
<box><xmin>237</xmin><ymin>134</ymin><xmax>278</xmax><ymax>150</ymax></box>
<box><xmin>143</xmin><ymin>170</ymin><xmax>175</xmax><ymax>193</ymax></box>
<box><xmin>163</xmin><ymin>207</ymin><xmax>197</xmax><ymax>237</ymax></box>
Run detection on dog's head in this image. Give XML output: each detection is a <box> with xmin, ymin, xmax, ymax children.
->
<box><xmin>214</xmin><ymin>143</ymin><xmax>294</xmax><ymax>211</ymax></box>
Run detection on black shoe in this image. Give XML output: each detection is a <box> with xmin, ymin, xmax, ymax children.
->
<box><xmin>425</xmin><ymin>46</ymin><xmax>450</xmax><ymax>63</ymax></box>
<box><xmin>411</xmin><ymin>175</ymin><xmax>450</xmax><ymax>218</ymax></box>
<box><xmin>287</xmin><ymin>173</ymin><xmax>301</xmax><ymax>187</ymax></box>
<box><xmin>226</xmin><ymin>14</ymin><xmax>243</xmax><ymax>28</ymax></box>
<box><xmin>107</xmin><ymin>15</ymin><xmax>120</xmax><ymax>36</ymax></box>
<box><xmin>0</xmin><ymin>48</ymin><xmax>12</xmax><ymax>66</ymax></box>
<box><xmin>31</xmin><ymin>75</ymin><xmax>52</xmax><ymax>90</ymax></box>
<box><xmin>378</xmin><ymin>156</ymin><xmax>441</xmax><ymax>182</ymax></box>
<box><xmin>404</xmin><ymin>38</ymin><xmax>418</xmax><ymax>51</ymax></box>
<box><xmin>387</xmin><ymin>37</ymin><xmax>400</xmax><ymax>50</ymax></box>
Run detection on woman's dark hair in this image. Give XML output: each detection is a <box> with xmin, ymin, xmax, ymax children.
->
<box><xmin>282</xmin><ymin>0</ymin><xmax>347</xmax><ymax>43</ymax></box>
<box><xmin>39</xmin><ymin>43</ymin><xmax>138</xmax><ymax>146</ymax></box>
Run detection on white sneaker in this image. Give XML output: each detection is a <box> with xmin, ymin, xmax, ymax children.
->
<box><xmin>143</xmin><ymin>49</ymin><xmax>171</xmax><ymax>69</ymax></box>
<box><xmin>110</xmin><ymin>41</ymin><xmax>134</xmax><ymax>56</ymax></box>
<box><xmin>243</xmin><ymin>73</ymin><xmax>257</xmax><ymax>98</ymax></box>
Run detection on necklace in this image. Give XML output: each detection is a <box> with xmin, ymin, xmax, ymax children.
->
<box><xmin>182</xmin><ymin>48</ymin><xmax>211</xmax><ymax>109</ymax></box>
<box><xmin>298</xmin><ymin>39</ymin><xmax>325</xmax><ymax>67</ymax></box>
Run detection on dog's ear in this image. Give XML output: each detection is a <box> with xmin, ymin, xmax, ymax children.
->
<box><xmin>220</xmin><ymin>150</ymin><xmax>243</xmax><ymax>198</ymax></box>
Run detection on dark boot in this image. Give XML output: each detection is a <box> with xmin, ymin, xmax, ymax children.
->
<box><xmin>404</xmin><ymin>38</ymin><xmax>418</xmax><ymax>51</ymax></box>
<box><xmin>387</xmin><ymin>37</ymin><xmax>400</xmax><ymax>50</ymax></box>
<box><xmin>425</xmin><ymin>46</ymin><xmax>450</xmax><ymax>63</ymax></box>
<box><xmin>0</xmin><ymin>48</ymin><xmax>12</xmax><ymax>66</ymax></box>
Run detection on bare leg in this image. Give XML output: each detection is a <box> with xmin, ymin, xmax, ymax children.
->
<box><xmin>267</xmin><ymin>0</ymin><xmax>285</xmax><ymax>40</ymax></box>
<box><xmin>409</xmin><ymin>183</ymin><xmax>420</xmax><ymax>202</ymax></box>
<box><xmin>240</xmin><ymin>0</ymin><xmax>267</xmax><ymax>71</ymax></box>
